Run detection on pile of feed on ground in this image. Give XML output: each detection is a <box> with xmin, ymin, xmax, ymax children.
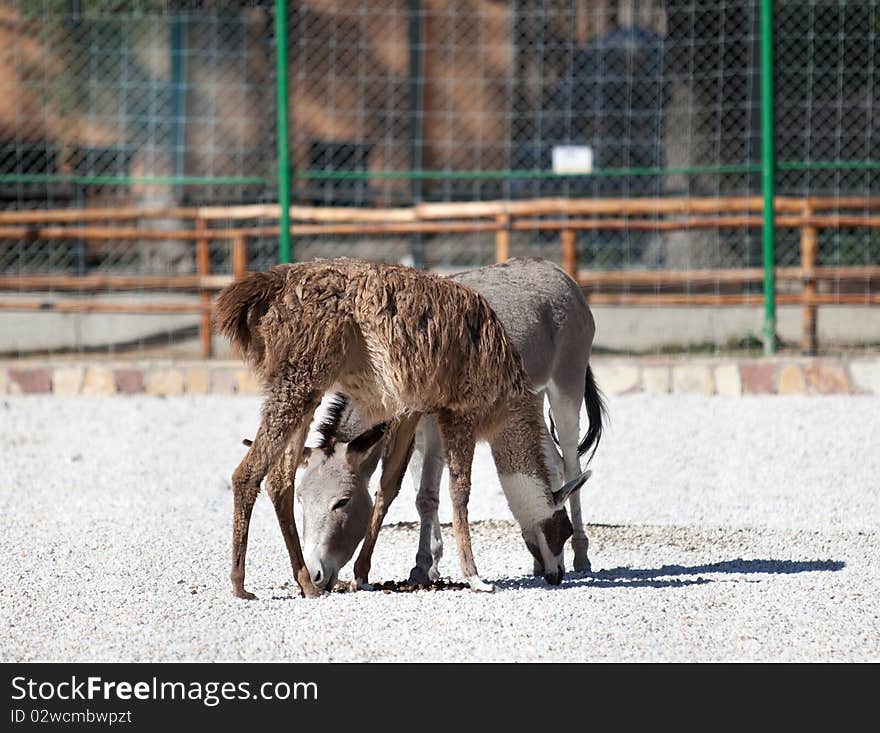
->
<box><xmin>332</xmin><ymin>578</ymin><xmax>470</xmax><ymax>593</ymax></box>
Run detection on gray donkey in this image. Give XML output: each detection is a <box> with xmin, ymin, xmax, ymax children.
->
<box><xmin>216</xmin><ymin>257</ymin><xmax>589</xmax><ymax>598</ymax></box>
<box><xmin>291</xmin><ymin>258</ymin><xmax>605</xmax><ymax>591</ymax></box>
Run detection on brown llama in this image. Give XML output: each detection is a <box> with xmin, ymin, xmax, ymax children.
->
<box><xmin>215</xmin><ymin>258</ymin><xmax>582</xmax><ymax>598</ymax></box>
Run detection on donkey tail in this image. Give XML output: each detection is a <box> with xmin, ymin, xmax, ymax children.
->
<box><xmin>578</xmin><ymin>365</ymin><xmax>607</xmax><ymax>464</ymax></box>
<box><xmin>214</xmin><ymin>267</ymin><xmax>287</xmax><ymax>373</ymax></box>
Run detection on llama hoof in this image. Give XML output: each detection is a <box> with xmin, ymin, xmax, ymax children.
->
<box><xmin>407</xmin><ymin>566</ymin><xmax>431</xmax><ymax>587</ymax></box>
<box><xmin>355</xmin><ymin>577</ymin><xmax>374</xmax><ymax>591</ymax></box>
<box><xmin>467</xmin><ymin>576</ymin><xmax>496</xmax><ymax>593</ymax></box>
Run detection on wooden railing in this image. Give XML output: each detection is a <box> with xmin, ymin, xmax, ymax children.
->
<box><xmin>0</xmin><ymin>195</ymin><xmax>878</xmax><ymax>357</ymax></box>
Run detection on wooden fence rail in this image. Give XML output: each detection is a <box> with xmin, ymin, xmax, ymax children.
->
<box><xmin>0</xmin><ymin>195</ymin><xmax>878</xmax><ymax>357</ymax></box>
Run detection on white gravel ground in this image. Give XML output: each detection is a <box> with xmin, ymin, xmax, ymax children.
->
<box><xmin>1</xmin><ymin>394</ymin><xmax>877</xmax><ymax>662</ymax></box>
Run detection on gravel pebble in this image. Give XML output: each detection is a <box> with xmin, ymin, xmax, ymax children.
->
<box><xmin>0</xmin><ymin>394</ymin><xmax>877</xmax><ymax>661</ymax></box>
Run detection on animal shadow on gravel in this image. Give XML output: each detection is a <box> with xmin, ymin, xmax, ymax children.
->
<box><xmin>265</xmin><ymin>559</ymin><xmax>845</xmax><ymax>597</ymax></box>
<box><xmin>495</xmin><ymin>558</ymin><xmax>845</xmax><ymax>591</ymax></box>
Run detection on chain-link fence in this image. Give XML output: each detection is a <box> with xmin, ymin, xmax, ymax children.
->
<box><xmin>0</xmin><ymin>1</ymin><xmax>278</xmax><ymax>274</ymax></box>
<box><xmin>0</xmin><ymin>0</ymin><xmax>878</xmax><ymax>357</ymax></box>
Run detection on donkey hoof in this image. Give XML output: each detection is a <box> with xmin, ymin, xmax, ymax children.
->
<box><xmin>407</xmin><ymin>566</ymin><xmax>431</xmax><ymax>587</ymax></box>
<box><xmin>355</xmin><ymin>577</ymin><xmax>374</xmax><ymax>592</ymax></box>
<box><xmin>233</xmin><ymin>589</ymin><xmax>257</xmax><ymax>601</ymax></box>
<box><xmin>573</xmin><ymin>555</ymin><xmax>592</xmax><ymax>573</ymax></box>
<box><xmin>428</xmin><ymin>565</ymin><xmax>441</xmax><ymax>582</ymax></box>
<box><xmin>468</xmin><ymin>577</ymin><xmax>496</xmax><ymax>593</ymax></box>
<box><xmin>533</xmin><ymin>559</ymin><xmax>544</xmax><ymax>577</ymax></box>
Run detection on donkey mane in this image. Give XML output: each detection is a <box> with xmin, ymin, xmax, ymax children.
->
<box><xmin>315</xmin><ymin>393</ymin><xmax>351</xmax><ymax>453</ymax></box>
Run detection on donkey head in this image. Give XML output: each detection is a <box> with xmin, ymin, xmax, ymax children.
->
<box><xmin>298</xmin><ymin>423</ymin><xmax>386</xmax><ymax>591</ymax></box>
<box><xmin>516</xmin><ymin>470</ymin><xmax>592</xmax><ymax>586</ymax></box>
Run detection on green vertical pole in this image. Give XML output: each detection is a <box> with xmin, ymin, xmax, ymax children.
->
<box><xmin>275</xmin><ymin>0</ymin><xmax>292</xmax><ymax>263</ymax></box>
<box><xmin>408</xmin><ymin>0</ymin><xmax>425</xmax><ymax>268</ymax></box>
<box><xmin>170</xmin><ymin>16</ymin><xmax>186</xmax><ymax>204</ymax></box>
<box><xmin>759</xmin><ymin>0</ymin><xmax>776</xmax><ymax>355</ymax></box>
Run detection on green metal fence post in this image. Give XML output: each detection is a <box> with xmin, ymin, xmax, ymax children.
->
<box><xmin>169</xmin><ymin>15</ymin><xmax>187</xmax><ymax>204</ymax></box>
<box><xmin>275</xmin><ymin>0</ymin><xmax>292</xmax><ymax>263</ymax></box>
<box><xmin>408</xmin><ymin>0</ymin><xmax>425</xmax><ymax>268</ymax></box>
<box><xmin>760</xmin><ymin>0</ymin><xmax>776</xmax><ymax>355</ymax></box>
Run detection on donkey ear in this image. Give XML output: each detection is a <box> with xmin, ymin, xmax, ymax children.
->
<box><xmin>552</xmin><ymin>470</ymin><xmax>592</xmax><ymax>509</ymax></box>
<box><xmin>300</xmin><ymin>446</ymin><xmax>312</xmax><ymax>466</ymax></box>
<box><xmin>345</xmin><ymin>423</ymin><xmax>387</xmax><ymax>467</ymax></box>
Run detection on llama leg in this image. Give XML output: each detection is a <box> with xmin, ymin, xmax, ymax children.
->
<box><xmin>408</xmin><ymin>418</ymin><xmax>445</xmax><ymax>585</ymax></box>
<box><xmin>230</xmin><ymin>462</ymin><xmax>260</xmax><ymax>600</ymax></box>
<box><xmin>230</xmin><ymin>391</ymin><xmax>319</xmax><ymax>600</ymax></box>
<box><xmin>353</xmin><ymin>414</ymin><xmax>420</xmax><ymax>589</ymax></box>
<box><xmin>439</xmin><ymin>413</ymin><xmax>493</xmax><ymax>593</ymax></box>
<box><xmin>547</xmin><ymin>385</ymin><xmax>591</xmax><ymax>572</ymax></box>
<box><xmin>265</xmin><ymin>406</ymin><xmax>321</xmax><ymax>597</ymax></box>
<box><xmin>567</xmin><ymin>487</ymin><xmax>589</xmax><ymax>571</ymax></box>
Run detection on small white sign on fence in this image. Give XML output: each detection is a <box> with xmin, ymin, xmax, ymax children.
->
<box><xmin>552</xmin><ymin>145</ymin><xmax>594</xmax><ymax>174</ymax></box>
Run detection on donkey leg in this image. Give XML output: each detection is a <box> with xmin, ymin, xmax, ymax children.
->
<box><xmin>438</xmin><ymin>413</ymin><xmax>493</xmax><ymax>593</ymax></box>
<box><xmin>353</xmin><ymin>414</ymin><xmax>420</xmax><ymax>589</ymax></box>
<box><xmin>547</xmin><ymin>385</ymin><xmax>591</xmax><ymax>572</ymax></box>
<box><xmin>406</xmin><ymin>421</ymin><xmax>430</xmax><ymax>585</ymax></box>
<box><xmin>265</xmin><ymin>404</ymin><xmax>321</xmax><ymax>597</ymax></box>
<box><xmin>408</xmin><ymin>417</ymin><xmax>445</xmax><ymax>585</ymax></box>
<box><xmin>429</xmin><ymin>508</ymin><xmax>443</xmax><ymax>578</ymax></box>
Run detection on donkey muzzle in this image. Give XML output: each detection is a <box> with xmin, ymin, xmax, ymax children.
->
<box><xmin>306</xmin><ymin>555</ymin><xmax>338</xmax><ymax>592</ymax></box>
<box><xmin>544</xmin><ymin>564</ymin><xmax>564</xmax><ymax>586</ymax></box>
